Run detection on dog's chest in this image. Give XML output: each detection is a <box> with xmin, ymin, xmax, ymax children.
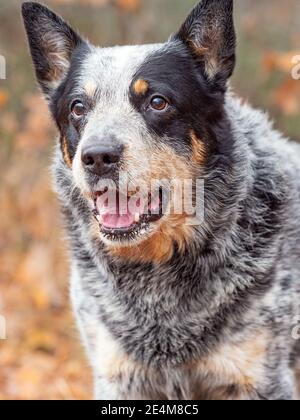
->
<box><xmin>81</xmin><ymin>310</ymin><xmax>267</xmax><ymax>400</ymax></box>
<box><xmin>73</xmin><ymin>273</ymin><xmax>268</xmax><ymax>400</ymax></box>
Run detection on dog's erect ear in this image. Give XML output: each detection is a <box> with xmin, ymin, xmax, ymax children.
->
<box><xmin>172</xmin><ymin>0</ymin><xmax>236</xmax><ymax>90</ymax></box>
<box><xmin>22</xmin><ymin>2</ymin><xmax>84</xmax><ymax>99</ymax></box>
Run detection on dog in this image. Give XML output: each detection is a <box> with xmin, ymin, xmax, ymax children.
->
<box><xmin>22</xmin><ymin>0</ymin><xmax>300</xmax><ymax>400</ymax></box>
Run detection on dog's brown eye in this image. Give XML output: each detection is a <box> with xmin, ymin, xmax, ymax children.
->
<box><xmin>71</xmin><ymin>101</ymin><xmax>85</xmax><ymax>118</ymax></box>
<box><xmin>150</xmin><ymin>96</ymin><xmax>169</xmax><ymax>111</ymax></box>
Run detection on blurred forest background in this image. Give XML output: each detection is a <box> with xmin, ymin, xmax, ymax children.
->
<box><xmin>0</xmin><ymin>0</ymin><xmax>300</xmax><ymax>400</ymax></box>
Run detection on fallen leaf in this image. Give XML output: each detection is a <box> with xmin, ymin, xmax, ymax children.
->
<box><xmin>115</xmin><ymin>0</ymin><xmax>140</xmax><ymax>12</ymax></box>
<box><xmin>272</xmin><ymin>78</ymin><xmax>300</xmax><ymax>116</ymax></box>
<box><xmin>0</xmin><ymin>90</ymin><xmax>9</xmax><ymax>108</ymax></box>
<box><xmin>263</xmin><ymin>51</ymin><xmax>300</xmax><ymax>74</ymax></box>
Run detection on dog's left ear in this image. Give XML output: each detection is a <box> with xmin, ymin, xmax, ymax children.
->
<box><xmin>22</xmin><ymin>2</ymin><xmax>85</xmax><ymax>99</ymax></box>
<box><xmin>172</xmin><ymin>0</ymin><xmax>236</xmax><ymax>90</ymax></box>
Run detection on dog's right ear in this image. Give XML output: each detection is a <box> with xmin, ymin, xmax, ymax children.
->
<box><xmin>22</xmin><ymin>2</ymin><xmax>84</xmax><ymax>99</ymax></box>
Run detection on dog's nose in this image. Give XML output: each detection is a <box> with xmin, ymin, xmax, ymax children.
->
<box><xmin>81</xmin><ymin>144</ymin><xmax>123</xmax><ymax>177</ymax></box>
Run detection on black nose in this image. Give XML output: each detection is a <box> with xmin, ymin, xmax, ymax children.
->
<box><xmin>81</xmin><ymin>144</ymin><xmax>123</xmax><ymax>177</ymax></box>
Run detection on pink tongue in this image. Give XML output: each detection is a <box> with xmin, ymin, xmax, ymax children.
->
<box><xmin>101</xmin><ymin>213</ymin><xmax>135</xmax><ymax>229</ymax></box>
<box><xmin>96</xmin><ymin>195</ymin><xmax>142</xmax><ymax>229</ymax></box>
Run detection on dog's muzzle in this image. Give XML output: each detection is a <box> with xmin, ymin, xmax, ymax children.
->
<box><xmin>81</xmin><ymin>135</ymin><xmax>124</xmax><ymax>178</ymax></box>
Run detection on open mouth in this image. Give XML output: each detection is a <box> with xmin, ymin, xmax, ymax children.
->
<box><xmin>92</xmin><ymin>188</ymin><xmax>164</xmax><ymax>241</ymax></box>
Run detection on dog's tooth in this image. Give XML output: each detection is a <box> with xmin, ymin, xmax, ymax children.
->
<box><xmin>93</xmin><ymin>212</ymin><xmax>101</xmax><ymax>223</ymax></box>
<box><xmin>134</xmin><ymin>213</ymin><xmax>140</xmax><ymax>223</ymax></box>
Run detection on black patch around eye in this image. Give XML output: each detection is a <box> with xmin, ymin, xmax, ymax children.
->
<box><xmin>129</xmin><ymin>42</ymin><xmax>234</xmax><ymax>161</ymax></box>
<box><xmin>64</xmin><ymin>125</ymin><xmax>80</xmax><ymax>160</ymax></box>
<box><xmin>49</xmin><ymin>43</ymin><xmax>92</xmax><ymax>160</ymax></box>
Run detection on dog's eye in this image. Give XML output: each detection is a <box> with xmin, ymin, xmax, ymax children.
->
<box><xmin>150</xmin><ymin>96</ymin><xmax>169</xmax><ymax>112</ymax></box>
<box><xmin>71</xmin><ymin>100</ymin><xmax>85</xmax><ymax>118</ymax></box>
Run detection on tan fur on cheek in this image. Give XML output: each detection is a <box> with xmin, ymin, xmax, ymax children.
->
<box><xmin>133</xmin><ymin>79</ymin><xmax>149</xmax><ymax>95</ymax></box>
<box><xmin>62</xmin><ymin>137</ymin><xmax>73</xmax><ymax>167</ymax></box>
<box><xmin>149</xmin><ymin>144</ymin><xmax>193</xmax><ymax>180</ymax></box>
<box><xmin>190</xmin><ymin>130</ymin><xmax>206</xmax><ymax>165</ymax></box>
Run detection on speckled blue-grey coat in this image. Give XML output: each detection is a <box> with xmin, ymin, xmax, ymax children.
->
<box><xmin>22</xmin><ymin>0</ymin><xmax>300</xmax><ymax>400</ymax></box>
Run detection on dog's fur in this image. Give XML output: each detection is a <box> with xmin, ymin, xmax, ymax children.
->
<box><xmin>22</xmin><ymin>1</ymin><xmax>300</xmax><ymax>400</ymax></box>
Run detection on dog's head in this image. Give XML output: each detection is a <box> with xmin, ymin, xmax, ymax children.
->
<box><xmin>22</xmin><ymin>1</ymin><xmax>236</xmax><ymax>263</ymax></box>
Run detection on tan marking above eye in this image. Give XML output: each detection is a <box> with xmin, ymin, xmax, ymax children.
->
<box><xmin>84</xmin><ymin>81</ymin><xmax>97</xmax><ymax>97</ymax></box>
<box><xmin>133</xmin><ymin>79</ymin><xmax>149</xmax><ymax>95</ymax></box>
